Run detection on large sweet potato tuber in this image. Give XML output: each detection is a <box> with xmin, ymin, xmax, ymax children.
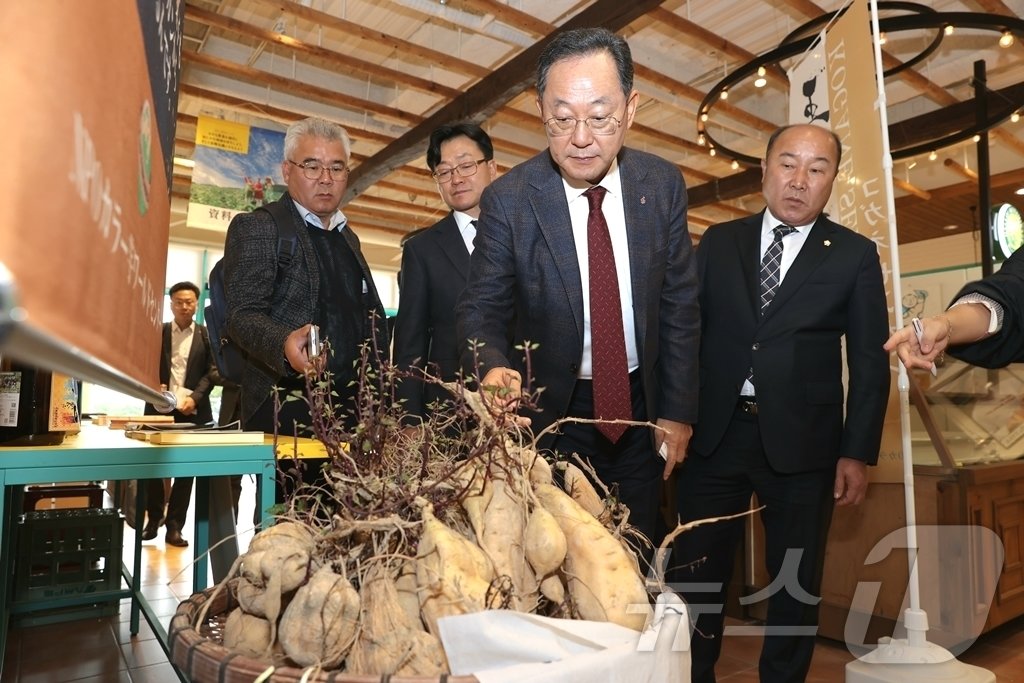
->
<box><xmin>415</xmin><ymin>499</ymin><xmax>496</xmax><ymax>635</ymax></box>
<box><xmin>534</xmin><ymin>483</ymin><xmax>652</xmax><ymax>631</ymax></box>
<box><xmin>278</xmin><ymin>565</ymin><xmax>360</xmax><ymax>668</ymax></box>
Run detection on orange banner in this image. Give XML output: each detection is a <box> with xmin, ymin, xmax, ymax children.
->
<box><xmin>0</xmin><ymin>0</ymin><xmax>181</xmax><ymax>390</ymax></box>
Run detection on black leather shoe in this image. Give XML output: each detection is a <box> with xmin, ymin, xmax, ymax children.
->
<box><xmin>141</xmin><ymin>523</ymin><xmax>159</xmax><ymax>541</ymax></box>
<box><xmin>165</xmin><ymin>528</ymin><xmax>189</xmax><ymax>547</ymax></box>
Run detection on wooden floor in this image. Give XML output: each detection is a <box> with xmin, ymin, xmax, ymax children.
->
<box><xmin>2</xmin><ymin>479</ymin><xmax>1023</xmax><ymax>682</ymax></box>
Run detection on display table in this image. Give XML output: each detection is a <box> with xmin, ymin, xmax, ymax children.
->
<box><xmin>0</xmin><ymin>424</ymin><xmax>277</xmax><ymax>680</ymax></box>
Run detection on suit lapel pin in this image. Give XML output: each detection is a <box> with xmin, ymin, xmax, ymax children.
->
<box><xmin>824</xmin><ymin>239</ymin><xmax>831</xmax><ymax>247</ymax></box>
<box><xmin>640</xmin><ymin>196</ymin><xmax>646</xmax><ymax>205</ymax></box>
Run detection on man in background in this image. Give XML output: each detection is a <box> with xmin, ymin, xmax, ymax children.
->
<box><xmin>393</xmin><ymin>122</ymin><xmax>497</xmax><ymax>424</ymax></box>
<box><xmin>143</xmin><ymin>280</ymin><xmax>216</xmax><ymax>547</ymax></box>
<box><xmin>456</xmin><ymin>28</ymin><xmax>699</xmax><ymax>546</ymax></box>
<box><xmin>676</xmin><ymin>124</ymin><xmax>890</xmax><ymax>683</ymax></box>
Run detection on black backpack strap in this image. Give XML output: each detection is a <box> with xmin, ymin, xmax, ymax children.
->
<box><xmin>256</xmin><ymin>195</ymin><xmax>300</xmax><ymax>268</ymax></box>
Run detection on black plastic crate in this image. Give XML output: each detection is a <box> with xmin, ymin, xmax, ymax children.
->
<box><xmin>13</xmin><ymin>507</ymin><xmax>124</xmax><ymax>608</ymax></box>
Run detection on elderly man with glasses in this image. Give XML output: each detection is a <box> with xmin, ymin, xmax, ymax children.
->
<box><xmin>456</xmin><ymin>28</ymin><xmax>699</xmax><ymax>549</ymax></box>
<box><xmin>393</xmin><ymin>123</ymin><xmax>498</xmax><ymax>426</ymax></box>
<box><xmin>222</xmin><ymin>117</ymin><xmax>388</xmax><ymax>500</ymax></box>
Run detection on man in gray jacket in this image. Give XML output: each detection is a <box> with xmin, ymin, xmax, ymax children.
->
<box><xmin>223</xmin><ymin>117</ymin><xmax>387</xmax><ymax>495</ymax></box>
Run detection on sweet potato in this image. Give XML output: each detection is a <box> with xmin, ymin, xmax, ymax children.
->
<box><xmin>223</xmin><ymin>607</ymin><xmax>278</xmax><ymax>658</ymax></box>
<box><xmin>278</xmin><ymin>565</ymin><xmax>360</xmax><ymax>668</ymax></box>
<box><xmin>524</xmin><ymin>503</ymin><xmax>567</xmax><ymax>578</ymax></box>
<box><xmin>477</xmin><ymin>475</ymin><xmax>536</xmax><ymax>611</ymax></box>
<box><xmin>560</xmin><ymin>462</ymin><xmax>606</xmax><ymax>519</ymax></box>
<box><xmin>415</xmin><ymin>499</ymin><xmax>496</xmax><ymax>635</ymax></box>
<box><xmin>347</xmin><ymin>563</ymin><xmax>448</xmax><ymax>675</ymax></box>
<box><xmin>534</xmin><ymin>483</ymin><xmax>651</xmax><ymax>630</ymax></box>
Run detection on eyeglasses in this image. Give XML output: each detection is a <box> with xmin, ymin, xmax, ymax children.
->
<box><xmin>543</xmin><ymin>114</ymin><xmax>623</xmax><ymax>137</ymax></box>
<box><xmin>432</xmin><ymin>158</ymin><xmax>490</xmax><ymax>184</ymax></box>
<box><xmin>288</xmin><ymin>159</ymin><xmax>350</xmax><ymax>181</ymax></box>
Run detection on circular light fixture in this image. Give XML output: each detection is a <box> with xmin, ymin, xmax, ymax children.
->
<box><xmin>731</xmin><ymin>160</ymin><xmax>739</xmax><ymax>170</ymax></box>
<box><xmin>720</xmin><ymin>89</ymin><xmax>729</xmax><ymax>100</ymax></box>
<box><xmin>697</xmin><ymin>133</ymin><xmax>706</xmax><ymax>146</ymax></box>
<box><xmin>695</xmin><ymin>6</ymin><xmax>1024</xmax><ymax>166</ymax></box>
<box><xmin>1000</xmin><ymin>30</ymin><xmax>1015</xmax><ymax>48</ymax></box>
<box><xmin>944</xmin><ymin>24</ymin><xmax>954</xmax><ymax>35</ymax></box>
<box><xmin>709</xmin><ymin>147</ymin><xmax>717</xmax><ymax>157</ymax></box>
<box><xmin>929</xmin><ymin>150</ymin><xmax>938</xmax><ymax>161</ymax></box>
<box><xmin>973</xmin><ymin>134</ymin><xmax>982</xmax><ymax>142</ymax></box>
<box><xmin>754</xmin><ymin>66</ymin><xmax>767</xmax><ymax>88</ymax></box>
<box><xmin>1012</xmin><ymin>112</ymin><xmax>1021</xmax><ymax>123</ymax></box>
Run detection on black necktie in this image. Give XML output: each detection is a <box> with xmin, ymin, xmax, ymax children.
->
<box><xmin>466</xmin><ymin>220</ymin><xmax>477</xmax><ymax>254</ymax></box>
<box><xmin>585</xmin><ymin>186</ymin><xmax>631</xmax><ymax>443</ymax></box>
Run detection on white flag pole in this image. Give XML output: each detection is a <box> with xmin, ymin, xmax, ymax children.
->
<box><xmin>845</xmin><ymin>3</ymin><xmax>996</xmax><ymax>679</ymax></box>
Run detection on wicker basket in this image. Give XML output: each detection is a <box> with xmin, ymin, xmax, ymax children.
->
<box><xmin>169</xmin><ymin>587</ymin><xmax>479</xmax><ymax>683</ymax></box>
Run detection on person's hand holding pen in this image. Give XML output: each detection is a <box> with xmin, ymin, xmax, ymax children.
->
<box><xmin>883</xmin><ymin>315</ymin><xmax>952</xmax><ymax>375</ymax></box>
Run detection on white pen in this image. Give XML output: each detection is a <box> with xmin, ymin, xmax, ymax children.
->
<box><xmin>911</xmin><ymin>317</ymin><xmax>938</xmax><ymax>377</ymax></box>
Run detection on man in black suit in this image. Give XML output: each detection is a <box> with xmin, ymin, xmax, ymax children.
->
<box><xmin>142</xmin><ymin>281</ymin><xmax>216</xmax><ymax>547</ymax></box>
<box><xmin>223</xmin><ymin>117</ymin><xmax>387</xmax><ymax>497</ymax></box>
<box><xmin>456</xmin><ymin>28</ymin><xmax>700</xmax><ymax>546</ymax></box>
<box><xmin>675</xmin><ymin>124</ymin><xmax>891</xmax><ymax>683</ymax></box>
<box><xmin>393</xmin><ymin>123</ymin><xmax>497</xmax><ymax>424</ymax></box>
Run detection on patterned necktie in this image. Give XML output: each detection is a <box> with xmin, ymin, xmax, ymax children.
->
<box><xmin>585</xmin><ymin>186</ymin><xmax>631</xmax><ymax>443</ymax></box>
<box><xmin>759</xmin><ymin>225</ymin><xmax>797</xmax><ymax>313</ymax></box>
<box><xmin>747</xmin><ymin>225</ymin><xmax>797</xmax><ymax>389</ymax></box>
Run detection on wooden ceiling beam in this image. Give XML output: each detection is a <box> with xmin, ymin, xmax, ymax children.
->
<box><xmin>249</xmin><ymin>0</ymin><xmax>490</xmax><ymax>80</ymax></box>
<box><xmin>463</xmin><ymin>0</ymin><xmax>553</xmax><ymax>37</ymax></box>
<box><xmin>184</xmin><ymin>3</ymin><xmax>461</xmax><ymax>101</ymax></box>
<box><xmin>183</xmin><ymin>50</ymin><xmax>420</xmax><ymax>125</ymax></box>
<box><xmin>344</xmin><ymin>0</ymin><xmax>669</xmax><ymax>201</ymax></box>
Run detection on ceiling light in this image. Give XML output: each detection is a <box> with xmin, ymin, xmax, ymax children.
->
<box><xmin>700</xmin><ymin>113</ymin><xmax>709</xmax><ymax>122</ymax></box>
<box><xmin>719</xmin><ymin>89</ymin><xmax>728</xmax><ymax>100</ymax></box>
<box><xmin>1015</xmin><ymin>187</ymin><xmax>1024</xmax><ymax>195</ymax></box>
<box><xmin>754</xmin><ymin>66</ymin><xmax>767</xmax><ymax>88</ymax></box>
<box><xmin>944</xmin><ymin>24</ymin><xmax>954</xmax><ymax>36</ymax></box>
<box><xmin>928</xmin><ymin>150</ymin><xmax>938</xmax><ymax>161</ymax></box>
<box><xmin>878</xmin><ymin>32</ymin><xmax>887</xmax><ymax>45</ymax></box>
<box><xmin>731</xmin><ymin>160</ymin><xmax>739</xmax><ymax>170</ymax></box>
<box><xmin>1000</xmin><ymin>31</ymin><xmax>1015</xmax><ymax>48</ymax></box>
<box><xmin>907</xmin><ymin>161</ymin><xmax>917</xmax><ymax>170</ymax></box>
<box><xmin>942</xmin><ymin>224</ymin><xmax>959</xmax><ymax>231</ymax></box>
<box><xmin>709</xmin><ymin>147</ymin><xmax>717</xmax><ymax>157</ymax></box>
<box><xmin>973</xmin><ymin>134</ymin><xmax>981</xmax><ymax>142</ymax></box>
<box><xmin>697</xmin><ymin>133</ymin><xmax>706</xmax><ymax>146</ymax></box>
<box><xmin>1012</xmin><ymin>111</ymin><xmax>1021</xmax><ymax>123</ymax></box>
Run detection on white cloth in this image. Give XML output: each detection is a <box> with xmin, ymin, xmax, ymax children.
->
<box><xmin>438</xmin><ymin>593</ymin><xmax>690</xmax><ymax>683</ymax></box>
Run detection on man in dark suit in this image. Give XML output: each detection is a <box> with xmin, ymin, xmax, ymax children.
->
<box><xmin>676</xmin><ymin>124</ymin><xmax>891</xmax><ymax>683</ymax></box>
<box><xmin>142</xmin><ymin>281</ymin><xmax>216</xmax><ymax>546</ymax></box>
<box><xmin>223</xmin><ymin>117</ymin><xmax>387</xmax><ymax>497</ymax></box>
<box><xmin>394</xmin><ymin>123</ymin><xmax>497</xmax><ymax>424</ymax></box>
<box><xmin>456</xmin><ymin>28</ymin><xmax>700</xmax><ymax>546</ymax></box>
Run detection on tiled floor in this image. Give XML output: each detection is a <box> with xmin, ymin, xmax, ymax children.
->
<box><xmin>3</xmin><ymin>479</ymin><xmax>1023</xmax><ymax>682</ymax></box>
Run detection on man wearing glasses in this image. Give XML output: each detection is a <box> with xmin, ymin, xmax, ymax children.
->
<box><xmin>456</xmin><ymin>28</ymin><xmax>699</xmax><ymax>547</ymax></box>
<box><xmin>223</xmin><ymin>117</ymin><xmax>387</xmax><ymax>494</ymax></box>
<box><xmin>393</xmin><ymin>123</ymin><xmax>497</xmax><ymax>426</ymax></box>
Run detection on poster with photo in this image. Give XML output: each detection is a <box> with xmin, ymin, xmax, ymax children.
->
<box><xmin>186</xmin><ymin>116</ymin><xmax>285</xmax><ymax>231</ymax></box>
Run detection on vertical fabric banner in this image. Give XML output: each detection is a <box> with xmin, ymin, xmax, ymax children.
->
<box><xmin>0</xmin><ymin>0</ymin><xmax>182</xmax><ymax>389</ymax></box>
<box><xmin>186</xmin><ymin>117</ymin><xmax>285</xmax><ymax>232</ymax></box>
<box><xmin>788</xmin><ymin>1</ymin><xmax>902</xmax><ymax>481</ymax></box>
